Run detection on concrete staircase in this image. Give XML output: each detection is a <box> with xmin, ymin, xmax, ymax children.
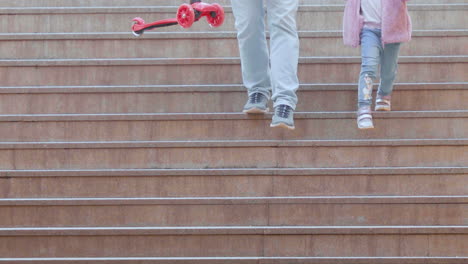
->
<box><xmin>0</xmin><ymin>0</ymin><xmax>467</xmax><ymax>263</ymax></box>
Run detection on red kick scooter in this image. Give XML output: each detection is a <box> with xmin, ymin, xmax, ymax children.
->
<box><xmin>132</xmin><ymin>0</ymin><xmax>225</xmax><ymax>36</ymax></box>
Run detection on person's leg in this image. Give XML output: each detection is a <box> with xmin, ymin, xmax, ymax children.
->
<box><xmin>266</xmin><ymin>0</ymin><xmax>299</xmax><ymax>129</ymax></box>
<box><xmin>231</xmin><ymin>0</ymin><xmax>271</xmax><ymax>113</ymax></box>
<box><xmin>266</xmin><ymin>0</ymin><xmax>300</xmax><ymax>110</ymax></box>
<box><xmin>357</xmin><ymin>28</ymin><xmax>382</xmax><ymax>129</ymax></box>
<box><xmin>375</xmin><ymin>42</ymin><xmax>401</xmax><ymax>111</ymax></box>
<box><xmin>358</xmin><ymin>28</ymin><xmax>382</xmax><ymax>107</ymax></box>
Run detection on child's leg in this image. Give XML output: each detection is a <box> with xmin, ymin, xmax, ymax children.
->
<box><xmin>358</xmin><ymin>28</ymin><xmax>382</xmax><ymax>108</ymax></box>
<box><xmin>357</xmin><ymin>28</ymin><xmax>382</xmax><ymax>129</ymax></box>
<box><xmin>378</xmin><ymin>43</ymin><xmax>402</xmax><ymax>97</ymax></box>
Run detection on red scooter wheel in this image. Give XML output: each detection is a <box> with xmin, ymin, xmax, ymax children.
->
<box><xmin>206</xmin><ymin>3</ymin><xmax>225</xmax><ymax>28</ymax></box>
<box><xmin>132</xmin><ymin>17</ymin><xmax>146</xmax><ymax>36</ymax></box>
<box><xmin>177</xmin><ymin>4</ymin><xmax>195</xmax><ymax>28</ymax></box>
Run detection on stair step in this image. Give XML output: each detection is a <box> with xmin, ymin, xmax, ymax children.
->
<box><xmin>2</xmin><ymin>139</ymin><xmax>465</xmax><ymax>148</ymax></box>
<box><xmin>1</xmin><ymin>56</ymin><xmax>466</xmax><ymax>86</ymax></box>
<box><xmin>1</xmin><ymin>226</ymin><xmax>466</xmax><ymax>258</ymax></box>
<box><xmin>4</xmin><ymin>167</ymin><xmax>467</xmax><ymax>177</ymax></box>
<box><xmin>0</xmin><ymin>0</ymin><xmax>198</xmax><ymax>7</ymax></box>
<box><xmin>0</xmin><ymin>0</ymin><xmax>458</xmax><ymax>7</ymax></box>
<box><xmin>0</xmin><ymin>139</ymin><xmax>466</xmax><ymax>170</ymax></box>
<box><xmin>6</xmin><ymin>56</ymin><xmax>464</xmax><ymax>67</ymax></box>
<box><xmin>1</xmin><ymin>196</ymin><xmax>466</xmax><ymax>227</ymax></box>
<box><xmin>2</xmin><ymin>167</ymin><xmax>467</xmax><ymax>198</ymax></box>
<box><xmin>0</xmin><ymin>111</ymin><xmax>466</xmax><ymax>141</ymax></box>
<box><xmin>1</xmin><ymin>257</ymin><xmax>467</xmax><ymax>264</ymax></box>
<box><xmin>0</xmin><ymin>4</ymin><xmax>465</xmax><ymax>33</ymax></box>
<box><xmin>5</xmin><ymin>196</ymin><xmax>468</xmax><ymax>205</ymax></box>
<box><xmin>1</xmin><ymin>30</ymin><xmax>466</xmax><ymax>59</ymax></box>
<box><xmin>0</xmin><ymin>83</ymin><xmax>465</xmax><ymax>113</ymax></box>
<box><xmin>3</xmin><ymin>225</ymin><xmax>468</xmax><ymax>235</ymax></box>
<box><xmin>1</xmin><ymin>82</ymin><xmax>464</xmax><ymax>92</ymax></box>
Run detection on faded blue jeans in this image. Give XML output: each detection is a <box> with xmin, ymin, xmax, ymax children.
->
<box><xmin>231</xmin><ymin>0</ymin><xmax>299</xmax><ymax>110</ymax></box>
<box><xmin>358</xmin><ymin>28</ymin><xmax>401</xmax><ymax>107</ymax></box>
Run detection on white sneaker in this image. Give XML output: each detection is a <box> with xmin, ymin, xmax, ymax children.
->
<box><xmin>357</xmin><ymin>106</ymin><xmax>374</xmax><ymax>130</ymax></box>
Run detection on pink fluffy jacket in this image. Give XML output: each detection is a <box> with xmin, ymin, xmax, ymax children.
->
<box><xmin>343</xmin><ymin>0</ymin><xmax>412</xmax><ymax>47</ymax></box>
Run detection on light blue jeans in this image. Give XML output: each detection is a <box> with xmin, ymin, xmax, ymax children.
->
<box><xmin>231</xmin><ymin>0</ymin><xmax>299</xmax><ymax>110</ymax></box>
<box><xmin>358</xmin><ymin>28</ymin><xmax>401</xmax><ymax>107</ymax></box>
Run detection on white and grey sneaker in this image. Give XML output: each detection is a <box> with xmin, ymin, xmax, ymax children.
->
<box><xmin>243</xmin><ymin>92</ymin><xmax>269</xmax><ymax>114</ymax></box>
<box><xmin>270</xmin><ymin>104</ymin><xmax>295</xmax><ymax>130</ymax></box>
<box><xmin>357</xmin><ymin>106</ymin><xmax>374</xmax><ymax>129</ymax></box>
